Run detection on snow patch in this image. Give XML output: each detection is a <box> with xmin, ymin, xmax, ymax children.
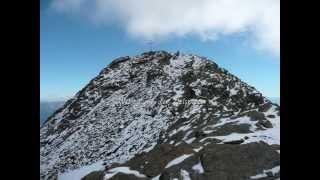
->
<box><xmin>142</xmin><ymin>142</ymin><xmax>157</xmax><ymax>153</ymax></box>
<box><xmin>180</xmin><ymin>169</ymin><xmax>191</xmax><ymax>180</ymax></box>
<box><xmin>192</xmin><ymin>161</ymin><xmax>204</xmax><ymax>174</ymax></box>
<box><xmin>151</xmin><ymin>174</ymin><xmax>160</xmax><ymax>180</ymax></box>
<box><xmin>200</xmin><ymin>111</ymin><xmax>280</xmax><ymax>145</ymax></box>
<box><xmin>229</xmin><ymin>88</ymin><xmax>238</xmax><ymax>96</ymax></box>
<box><xmin>185</xmin><ymin>137</ymin><xmax>196</xmax><ymax>144</ymax></box>
<box><xmin>193</xmin><ymin>146</ymin><xmax>203</xmax><ymax>152</ymax></box>
<box><xmin>58</xmin><ymin>161</ymin><xmax>104</xmax><ymax>180</ymax></box>
<box><xmin>104</xmin><ymin>167</ymin><xmax>146</xmax><ymax>179</ymax></box>
<box><xmin>165</xmin><ymin>154</ymin><xmax>193</xmax><ymax>169</ymax></box>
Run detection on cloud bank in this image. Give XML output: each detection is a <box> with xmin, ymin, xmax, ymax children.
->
<box><xmin>51</xmin><ymin>0</ymin><xmax>280</xmax><ymax>56</ymax></box>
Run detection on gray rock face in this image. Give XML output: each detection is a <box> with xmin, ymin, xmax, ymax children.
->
<box><xmin>40</xmin><ymin>51</ymin><xmax>280</xmax><ymax>180</ymax></box>
<box><xmin>199</xmin><ymin>142</ymin><xmax>279</xmax><ymax>179</ymax></box>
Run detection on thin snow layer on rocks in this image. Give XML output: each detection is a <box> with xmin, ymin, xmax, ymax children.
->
<box><xmin>104</xmin><ymin>167</ymin><xmax>146</xmax><ymax>179</ymax></box>
<box><xmin>250</xmin><ymin>166</ymin><xmax>280</xmax><ymax>179</ymax></box>
<box><xmin>201</xmin><ymin>106</ymin><xmax>280</xmax><ymax>145</ymax></box>
<box><xmin>209</xmin><ymin>116</ymin><xmax>254</xmax><ymax>130</ymax></box>
<box><xmin>230</xmin><ymin>115</ymin><xmax>278</xmax><ymax>144</ymax></box>
<box><xmin>165</xmin><ymin>154</ymin><xmax>194</xmax><ymax>169</ymax></box>
<box><xmin>41</xmin><ymin>54</ymin><xmax>177</xmax><ymax>178</ymax></box>
<box><xmin>40</xmin><ymin>51</ymin><xmax>280</xmax><ymax>179</ymax></box>
<box><xmin>169</xmin><ymin>124</ymin><xmax>192</xmax><ymax>137</ymax></box>
<box><xmin>58</xmin><ymin>161</ymin><xmax>104</xmax><ymax>180</ymax></box>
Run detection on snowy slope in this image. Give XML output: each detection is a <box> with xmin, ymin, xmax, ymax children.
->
<box><xmin>40</xmin><ymin>51</ymin><xmax>280</xmax><ymax>180</ymax></box>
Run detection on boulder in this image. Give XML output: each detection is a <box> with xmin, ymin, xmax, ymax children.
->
<box><xmin>199</xmin><ymin>142</ymin><xmax>280</xmax><ymax>180</ymax></box>
<box><xmin>256</xmin><ymin>120</ymin><xmax>273</xmax><ymax>129</ymax></box>
<box><xmin>224</xmin><ymin>139</ymin><xmax>244</xmax><ymax>145</ymax></box>
<box><xmin>246</xmin><ymin>111</ymin><xmax>266</xmax><ymax>121</ymax></box>
<box><xmin>259</xmin><ymin>103</ymin><xmax>272</xmax><ymax>112</ymax></box>
<box><xmin>267</xmin><ymin>114</ymin><xmax>276</xmax><ymax>118</ymax></box>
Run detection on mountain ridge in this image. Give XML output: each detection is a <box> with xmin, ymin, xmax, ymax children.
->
<box><xmin>40</xmin><ymin>51</ymin><xmax>280</xmax><ymax>180</ymax></box>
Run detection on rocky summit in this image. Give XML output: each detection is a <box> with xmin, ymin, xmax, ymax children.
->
<box><xmin>40</xmin><ymin>51</ymin><xmax>280</xmax><ymax>180</ymax></box>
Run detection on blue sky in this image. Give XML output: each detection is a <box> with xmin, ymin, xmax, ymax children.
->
<box><xmin>40</xmin><ymin>0</ymin><xmax>279</xmax><ymax>101</ymax></box>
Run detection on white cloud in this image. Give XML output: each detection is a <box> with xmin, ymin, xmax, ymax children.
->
<box><xmin>51</xmin><ymin>0</ymin><xmax>280</xmax><ymax>56</ymax></box>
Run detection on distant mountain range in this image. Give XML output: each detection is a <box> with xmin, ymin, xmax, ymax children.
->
<box><xmin>40</xmin><ymin>101</ymin><xmax>65</xmax><ymax>125</ymax></box>
<box><xmin>269</xmin><ymin>97</ymin><xmax>280</xmax><ymax>105</ymax></box>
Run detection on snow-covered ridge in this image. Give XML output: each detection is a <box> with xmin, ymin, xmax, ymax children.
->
<box><xmin>40</xmin><ymin>51</ymin><xmax>279</xmax><ymax>180</ymax></box>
